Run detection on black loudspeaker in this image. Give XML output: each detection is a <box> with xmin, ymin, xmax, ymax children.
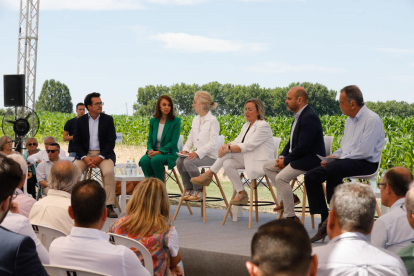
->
<box><xmin>4</xmin><ymin>74</ymin><xmax>25</xmax><ymax>107</ymax></box>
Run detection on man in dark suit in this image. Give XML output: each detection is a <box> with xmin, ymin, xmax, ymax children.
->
<box><xmin>73</xmin><ymin>92</ymin><xmax>118</xmax><ymax>218</ymax></box>
<box><xmin>0</xmin><ymin>155</ymin><xmax>48</xmax><ymax>276</ymax></box>
<box><xmin>263</xmin><ymin>87</ymin><xmax>325</xmax><ymax>220</ymax></box>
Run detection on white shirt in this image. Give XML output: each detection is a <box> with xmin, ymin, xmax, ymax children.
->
<box><xmin>1</xmin><ymin>212</ymin><xmax>50</xmax><ymax>264</ymax></box>
<box><xmin>85</xmin><ymin>113</ymin><xmax>105</xmax><ymax>160</ymax></box>
<box><xmin>333</xmin><ymin>105</ymin><xmax>385</xmax><ymax>162</ymax></box>
<box><xmin>371</xmin><ymin>198</ymin><xmax>414</xmax><ymax>253</ymax></box>
<box><xmin>49</xmin><ymin>227</ymin><xmax>150</xmax><ymax>276</ymax></box>
<box><xmin>289</xmin><ymin>104</ymin><xmax>308</xmax><ymax>153</ymax></box>
<box><xmin>27</xmin><ymin>149</ymin><xmax>67</xmax><ymax>165</ymax></box>
<box><xmin>35</xmin><ymin>157</ymin><xmax>60</xmax><ymax>183</ymax></box>
<box><xmin>155</xmin><ymin>123</ymin><xmax>165</xmax><ymax>150</ymax></box>
<box><xmin>14</xmin><ymin>188</ymin><xmax>36</xmax><ymax>218</ymax></box>
<box><xmin>313</xmin><ymin>232</ymin><xmax>407</xmax><ymax>276</ymax></box>
<box><xmin>168</xmin><ymin>227</ymin><xmax>179</xmax><ymax>257</ymax></box>
<box><xmin>29</xmin><ymin>189</ymin><xmax>74</xmax><ymax>235</ymax></box>
<box><xmin>183</xmin><ymin>111</ymin><xmax>220</xmax><ymax>159</ymax></box>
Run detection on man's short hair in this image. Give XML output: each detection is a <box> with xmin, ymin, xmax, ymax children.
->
<box><xmin>341</xmin><ymin>85</ymin><xmax>364</xmax><ymax>106</ymax></box>
<box><xmin>331</xmin><ymin>182</ymin><xmax>376</xmax><ymax>234</ymax></box>
<box><xmin>384</xmin><ymin>167</ymin><xmax>413</xmax><ymax>197</ymax></box>
<box><xmin>76</xmin><ymin>102</ymin><xmax>85</xmax><ymax>109</ymax></box>
<box><xmin>7</xmin><ymin>154</ymin><xmax>27</xmax><ymax>176</ymax></box>
<box><xmin>43</xmin><ymin>136</ymin><xmax>55</xmax><ymax>143</ymax></box>
<box><xmin>48</xmin><ymin>161</ymin><xmax>80</xmax><ymax>193</ymax></box>
<box><xmin>0</xmin><ymin>156</ymin><xmax>23</xmax><ymax>203</ymax></box>
<box><xmin>84</xmin><ymin>92</ymin><xmax>101</xmax><ymax>111</ymax></box>
<box><xmin>71</xmin><ymin>180</ymin><xmax>106</xmax><ymax>227</ymax></box>
<box><xmin>406</xmin><ymin>183</ymin><xmax>414</xmax><ymax>214</ymax></box>
<box><xmin>251</xmin><ymin>219</ymin><xmax>312</xmax><ymax>276</ymax></box>
<box><xmin>48</xmin><ymin>142</ymin><xmax>60</xmax><ymax>151</ymax></box>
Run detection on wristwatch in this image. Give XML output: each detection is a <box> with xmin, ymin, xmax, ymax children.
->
<box><xmin>228</xmin><ymin>145</ymin><xmax>231</xmax><ymax>153</ymax></box>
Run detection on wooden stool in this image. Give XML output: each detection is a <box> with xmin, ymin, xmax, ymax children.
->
<box><xmin>164</xmin><ymin>167</ymin><xmax>193</xmax><ymax>215</ymax></box>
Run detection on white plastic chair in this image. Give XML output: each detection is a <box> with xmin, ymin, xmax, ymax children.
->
<box><xmin>223</xmin><ymin>137</ymin><xmax>282</xmax><ymax>229</ymax></box>
<box><xmin>108</xmin><ymin>233</ymin><xmax>154</xmax><ymax>276</ymax></box>
<box><xmin>31</xmin><ymin>224</ymin><xmax>66</xmax><ymax>251</ymax></box>
<box><xmin>44</xmin><ymin>265</ymin><xmax>109</xmax><ymax>276</ymax></box>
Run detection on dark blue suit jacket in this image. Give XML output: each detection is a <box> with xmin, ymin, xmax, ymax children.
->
<box><xmin>73</xmin><ymin>113</ymin><xmax>116</xmax><ymax>164</ymax></box>
<box><xmin>0</xmin><ymin>226</ymin><xmax>48</xmax><ymax>276</ymax></box>
<box><xmin>280</xmin><ymin>105</ymin><xmax>325</xmax><ymax>171</ymax></box>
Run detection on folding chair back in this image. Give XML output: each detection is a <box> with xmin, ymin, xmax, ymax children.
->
<box><xmin>324</xmin><ymin>136</ymin><xmax>334</xmax><ymax>156</ymax></box>
<box><xmin>273</xmin><ymin>137</ymin><xmax>282</xmax><ymax>158</ymax></box>
<box><xmin>177</xmin><ymin>135</ymin><xmax>184</xmax><ymax>151</ymax></box>
<box><xmin>108</xmin><ymin>233</ymin><xmax>154</xmax><ymax>276</ymax></box>
<box><xmin>31</xmin><ymin>224</ymin><xmax>66</xmax><ymax>251</ymax></box>
<box><xmin>44</xmin><ymin>265</ymin><xmax>109</xmax><ymax>276</ymax></box>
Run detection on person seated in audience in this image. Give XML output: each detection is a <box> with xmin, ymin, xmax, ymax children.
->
<box><xmin>371</xmin><ymin>167</ymin><xmax>414</xmax><ymax>253</ymax></box>
<box><xmin>263</xmin><ymin>87</ymin><xmax>325</xmax><ymax>220</ymax></box>
<box><xmin>49</xmin><ymin>179</ymin><xmax>150</xmax><ymax>276</ymax></box>
<box><xmin>27</xmin><ymin>136</ymin><xmax>67</xmax><ymax>165</ymax></box>
<box><xmin>191</xmin><ymin>98</ymin><xmax>274</xmax><ymax>205</ymax></box>
<box><xmin>305</xmin><ymin>85</ymin><xmax>386</xmax><ymax>242</ymax></box>
<box><xmin>140</xmin><ymin>95</ymin><xmax>181</xmax><ymax>182</ymax></box>
<box><xmin>23</xmin><ymin>137</ymin><xmax>40</xmax><ymax>198</ymax></box>
<box><xmin>0</xmin><ymin>155</ymin><xmax>48</xmax><ymax>276</ymax></box>
<box><xmin>109</xmin><ymin>177</ymin><xmax>183</xmax><ymax>276</ymax></box>
<box><xmin>177</xmin><ymin>91</ymin><xmax>220</xmax><ymax>201</ymax></box>
<box><xmin>398</xmin><ymin>183</ymin><xmax>414</xmax><ymax>275</ymax></box>
<box><xmin>7</xmin><ymin>154</ymin><xmax>36</xmax><ymax>218</ymax></box>
<box><xmin>35</xmin><ymin>142</ymin><xmax>62</xmax><ymax>195</ymax></box>
<box><xmin>247</xmin><ymin>219</ymin><xmax>317</xmax><ymax>276</ymax></box>
<box><xmin>29</xmin><ymin>160</ymin><xmax>80</xmax><ymax>234</ymax></box>
<box><xmin>0</xmin><ymin>135</ymin><xmax>20</xmax><ymax>156</ymax></box>
<box><xmin>313</xmin><ymin>182</ymin><xmax>407</xmax><ymax>275</ymax></box>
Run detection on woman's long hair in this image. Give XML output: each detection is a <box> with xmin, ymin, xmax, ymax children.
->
<box><xmin>119</xmin><ymin>177</ymin><xmax>171</xmax><ymax>238</ymax></box>
<box><xmin>153</xmin><ymin>95</ymin><xmax>175</xmax><ymax>121</ymax></box>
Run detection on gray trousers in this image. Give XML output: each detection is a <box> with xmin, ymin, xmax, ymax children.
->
<box><xmin>210</xmin><ymin>153</ymin><xmax>245</xmax><ymax>192</ymax></box>
<box><xmin>263</xmin><ymin>160</ymin><xmax>306</xmax><ymax>217</ymax></box>
<box><xmin>176</xmin><ymin>156</ymin><xmax>216</xmax><ymax>191</ymax></box>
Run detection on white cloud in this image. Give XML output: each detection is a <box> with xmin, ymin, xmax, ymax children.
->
<box><xmin>410</xmin><ymin>62</ymin><xmax>414</xmax><ymax>67</ymax></box>
<box><xmin>245</xmin><ymin>62</ymin><xmax>344</xmax><ymax>74</ymax></box>
<box><xmin>150</xmin><ymin>32</ymin><xmax>267</xmax><ymax>53</ymax></box>
<box><xmin>375</xmin><ymin>48</ymin><xmax>414</xmax><ymax>55</ymax></box>
<box><xmin>145</xmin><ymin>0</ymin><xmax>206</xmax><ymax>5</ymax></box>
<box><xmin>388</xmin><ymin>75</ymin><xmax>414</xmax><ymax>82</ymax></box>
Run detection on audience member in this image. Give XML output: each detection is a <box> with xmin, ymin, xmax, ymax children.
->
<box><xmin>247</xmin><ymin>219</ymin><xmax>317</xmax><ymax>276</ymax></box>
<box><xmin>27</xmin><ymin>136</ymin><xmax>67</xmax><ymax>164</ymax></box>
<box><xmin>63</xmin><ymin>102</ymin><xmax>86</xmax><ymax>158</ymax></box>
<box><xmin>305</xmin><ymin>85</ymin><xmax>386</xmax><ymax>242</ymax></box>
<box><xmin>263</xmin><ymin>87</ymin><xmax>325</xmax><ymax>220</ymax></box>
<box><xmin>177</xmin><ymin>91</ymin><xmax>220</xmax><ymax>201</ymax></box>
<box><xmin>7</xmin><ymin>154</ymin><xmax>35</xmax><ymax>218</ymax></box>
<box><xmin>109</xmin><ymin>177</ymin><xmax>183</xmax><ymax>276</ymax></box>
<box><xmin>29</xmin><ymin>160</ymin><xmax>80</xmax><ymax>234</ymax></box>
<box><xmin>191</xmin><ymin>98</ymin><xmax>274</xmax><ymax>205</ymax></box>
<box><xmin>140</xmin><ymin>95</ymin><xmax>181</xmax><ymax>182</ymax></box>
<box><xmin>35</xmin><ymin>142</ymin><xmax>62</xmax><ymax>195</ymax></box>
<box><xmin>398</xmin><ymin>183</ymin><xmax>414</xmax><ymax>275</ymax></box>
<box><xmin>371</xmin><ymin>167</ymin><xmax>414</xmax><ymax>253</ymax></box>
<box><xmin>49</xmin><ymin>179</ymin><xmax>150</xmax><ymax>276</ymax></box>
<box><xmin>0</xmin><ymin>155</ymin><xmax>48</xmax><ymax>276</ymax></box>
<box><xmin>73</xmin><ymin>92</ymin><xmax>118</xmax><ymax>218</ymax></box>
<box><xmin>313</xmin><ymin>182</ymin><xmax>407</xmax><ymax>275</ymax></box>
<box><xmin>0</xmin><ymin>135</ymin><xmax>20</xmax><ymax>156</ymax></box>
<box><xmin>23</xmin><ymin>137</ymin><xmax>40</xmax><ymax>198</ymax></box>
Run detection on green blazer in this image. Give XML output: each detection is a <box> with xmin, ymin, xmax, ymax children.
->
<box><xmin>147</xmin><ymin>116</ymin><xmax>181</xmax><ymax>169</ymax></box>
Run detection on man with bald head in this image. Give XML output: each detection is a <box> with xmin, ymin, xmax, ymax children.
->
<box><xmin>263</xmin><ymin>86</ymin><xmax>325</xmax><ymax>220</ymax></box>
<box><xmin>398</xmin><ymin>183</ymin><xmax>414</xmax><ymax>274</ymax></box>
<box><xmin>371</xmin><ymin>167</ymin><xmax>414</xmax><ymax>253</ymax></box>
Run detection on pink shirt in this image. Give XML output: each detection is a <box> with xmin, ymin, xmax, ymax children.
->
<box><xmin>14</xmin><ymin>188</ymin><xmax>36</xmax><ymax>218</ymax></box>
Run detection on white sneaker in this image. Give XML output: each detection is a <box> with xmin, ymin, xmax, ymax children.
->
<box><xmin>182</xmin><ymin>190</ymin><xmax>193</xmax><ymax>200</ymax></box>
<box><xmin>188</xmin><ymin>190</ymin><xmax>203</xmax><ymax>201</ymax></box>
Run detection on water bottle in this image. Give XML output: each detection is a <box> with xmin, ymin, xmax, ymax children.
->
<box><xmin>132</xmin><ymin>159</ymin><xmax>137</xmax><ymax>176</ymax></box>
<box><xmin>126</xmin><ymin>160</ymin><xmax>131</xmax><ymax>176</ymax></box>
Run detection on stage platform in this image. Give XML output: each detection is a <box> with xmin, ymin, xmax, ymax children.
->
<box><xmin>103</xmin><ymin>204</ymin><xmax>330</xmax><ymax>276</ymax></box>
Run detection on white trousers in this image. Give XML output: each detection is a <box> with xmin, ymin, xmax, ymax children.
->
<box><xmin>210</xmin><ymin>153</ymin><xmax>245</xmax><ymax>192</ymax></box>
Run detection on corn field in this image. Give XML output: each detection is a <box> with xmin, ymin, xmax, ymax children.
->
<box><xmin>31</xmin><ymin>111</ymin><xmax>414</xmax><ymax>171</ymax></box>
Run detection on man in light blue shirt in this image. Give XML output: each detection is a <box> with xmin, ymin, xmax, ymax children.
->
<box><xmin>305</xmin><ymin>85</ymin><xmax>385</xmax><ymax>242</ymax></box>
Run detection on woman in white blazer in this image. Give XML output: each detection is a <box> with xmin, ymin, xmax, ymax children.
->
<box><xmin>176</xmin><ymin>91</ymin><xmax>220</xmax><ymax>201</ymax></box>
<box><xmin>191</xmin><ymin>98</ymin><xmax>275</xmax><ymax>205</ymax></box>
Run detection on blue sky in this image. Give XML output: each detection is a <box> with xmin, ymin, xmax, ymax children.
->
<box><xmin>1</xmin><ymin>0</ymin><xmax>413</xmax><ymax>115</ymax></box>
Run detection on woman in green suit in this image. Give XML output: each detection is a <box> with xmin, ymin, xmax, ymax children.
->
<box><xmin>139</xmin><ymin>95</ymin><xmax>181</xmax><ymax>181</ymax></box>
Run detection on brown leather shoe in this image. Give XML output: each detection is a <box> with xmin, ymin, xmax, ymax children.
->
<box><xmin>107</xmin><ymin>205</ymin><xmax>118</xmax><ymax>218</ymax></box>
<box><xmin>310</xmin><ymin>219</ymin><xmax>328</xmax><ymax>243</ymax></box>
<box><xmin>286</xmin><ymin>216</ymin><xmax>300</xmax><ymax>222</ymax></box>
<box><xmin>273</xmin><ymin>194</ymin><xmax>301</xmax><ymax>212</ymax></box>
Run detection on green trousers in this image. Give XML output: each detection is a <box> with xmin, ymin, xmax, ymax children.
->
<box><xmin>139</xmin><ymin>154</ymin><xmax>167</xmax><ymax>182</ymax></box>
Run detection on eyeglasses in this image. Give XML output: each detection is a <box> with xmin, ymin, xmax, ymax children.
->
<box><xmin>27</xmin><ymin>143</ymin><xmax>37</xmax><ymax>146</ymax></box>
<box><xmin>377</xmin><ymin>182</ymin><xmax>387</xmax><ymax>189</ymax></box>
<box><xmin>5</xmin><ymin>140</ymin><xmax>13</xmax><ymax>144</ymax></box>
<box><xmin>44</xmin><ymin>142</ymin><xmax>52</xmax><ymax>146</ymax></box>
<box><xmin>46</xmin><ymin>150</ymin><xmax>58</xmax><ymax>153</ymax></box>
<box><xmin>93</xmin><ymin>102</ymin><xmax>104</xmax><ymax>106</ymax></box>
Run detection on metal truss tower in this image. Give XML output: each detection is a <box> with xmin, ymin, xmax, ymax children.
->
<box><xmin>17</xmin><ymin>0</ymin><xmax>40</xmax><ymax>112</ymax></box>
